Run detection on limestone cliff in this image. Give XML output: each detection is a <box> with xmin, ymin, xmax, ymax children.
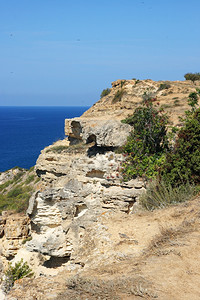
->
<box><xmin>80</xmin><ymin>79</ymin><xmax>199</xmax><ymax>125</ymax></box>
<box><xmin>22</xmin><ymin>79</ymin><xmax>200</xmax><ymax>272</ymax></box>
<box><xmin>26</xmin><ymin>119</ymin><xmax>145</xmax><ymax>269</ymax></box>
<box><xmin>1</xmin><ymin>78</ymin><xmax>200</xmax><ymax>299</ymax></box>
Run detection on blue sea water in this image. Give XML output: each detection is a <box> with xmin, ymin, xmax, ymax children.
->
<box><xmin>0</xmin><ymin>106</ymin><xmax>89</xmax><ymax>172</ymax></box>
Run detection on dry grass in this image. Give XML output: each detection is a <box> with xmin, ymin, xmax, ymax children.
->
<box><xmin>57</xmin><ymin>275</ymin><xmax>157</xmax><ymax>300</ymax></box>
<box><xmin>146</xmin><ymin>219</ymin><xmax>197</xmax><ymax>256</ymax></box>
<box><xmin>139</xmin><ymin>180</ymin><xmax>197</xmax><ymax>211</ymax></box>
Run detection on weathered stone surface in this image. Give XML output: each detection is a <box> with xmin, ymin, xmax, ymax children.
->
<box><xmin>32</xmin><ymin>114</ymin><xmax>146</xmax><ymax>261</ymax></box>
<box><xmin>0</xmin><ymin>214</ymin><xmax>30</xmax><ymax>258</ymax></box>
<box><xmin>81</xmin><ymin>79</ymin><xmax>198</xmax><ymax>126</ymax></box>
<box><xmin>26</xmin><ymin>172</ymin><xmax>145</xmax><ymax>259</ymax></box>
<box><xmin>0</xmin><ymin>168</ymin><xmax>22</xmax><ymax>185</ymax></box>
<box><xmin>65</xmin><ymin>118</ymin><xmax>132</xmax><ymax>147</ymax></box>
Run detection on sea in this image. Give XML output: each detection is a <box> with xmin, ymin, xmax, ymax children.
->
<box><xmin>0</xmin><ymin>106</ymin><xmax>89</xmax><ymax>172</ymax></box>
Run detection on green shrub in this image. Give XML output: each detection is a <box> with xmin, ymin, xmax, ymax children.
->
<box><xmin>121</xmin><ymin>98</ymin><xmax>169</xmax><ymax>180</ymax></box>
<box><xmin>0</xmin><ymin>185</ymin><xmax>33</xmax><ymax>214</ymax></box>
<box><xmin>120</xmin><ymin>80</ymin><xmax>126</xmax><ymax>88</ymax></box>
<box><xmin>28</xmin><ymin>166</ymin><xmax>34</xmax><ymax>172</ymax></box>
<box><xmin>112</xmin><ymin>89</ymin><xmax>124</xmax><ymax>103</ymax></box>
<box><xmin>12</xmin><ymin>172</ymin><xmax>24</xmax><ymax>182</ymax></box>
<box><xmin>188</xmin><ymin>92</ymin><xmax>199</xmax><ymax>112</ymax></box>
<box><xmin>100</xmin><ymin>88</ymin><xmax>111</xmax><ymax>98</ymax></box>
<box><xmin>184</xmin><ymin>72</ymin><xmax>200</xmax><ymax>82</ymax></box>
<box><xmin>134</xmin><ymin>79</ymin><xmax>140</xmax><ymax>85</ymax></box>
<box><xmin>174</xmin><ymin>99</ymin><xmax>181</xmax><ymax>106</ymax></box>
<box><xmin>22</xmin><ymin>236</ymin><xmax>32</xmax><ymax>244</ymax></box>
<box><xmin>25</xmin><ymin>175</ymin><xmax>35</xmax><ymax>184</ymax></box>
<box><xmin>7</xmin><ymin>186</ymin><xmax>23</xmax><ymax>198</ymax></box>
<box><xmin>3</xmin><ymin>259</ymin><xmax>33</xmax><ymax>293</ymax></box>
<box><xmin>139</xmin><ymin>180</ymin><xmax>197</xmax><ymax>211</ymax></box>
<box><xmin>0</xmin><ymin>181</ymin><xmax>12</xmax><ymax>192</ymax></box>
<box><xmin>34</xmin><ymin>177</ymin><xmax>41</xmax><ymax>183</ymax></box>
<box><xmin>158</xmin><ymin>83</ymin><xmax>171</xmax><ymax>91</ymax></box>
<box><xmin>161</xmin><ymin>107</ymin><xmax>200</xmax><ymax>186</ymax></box>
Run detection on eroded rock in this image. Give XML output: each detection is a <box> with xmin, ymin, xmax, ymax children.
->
<box><xmin>65</xmin><ymin>118</ymin><xmax>132</xmax><ymax>147</ymax></box>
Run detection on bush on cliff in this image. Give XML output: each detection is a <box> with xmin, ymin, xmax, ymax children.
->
<box><xmin>3</xmin><ymin>259</ymin><xmax>33</xmax><ymax>293</ymax></box>
<box><xmin>139</xmin><ymin>180</ymin><xmax>197</xmax><ymax>211</ymax></box>
<box><xmin>122</xmin><ymin>88</ymin><xmax>200</xmax><ymax>186</ymax></box>
<box><xmin>121</xmin><ymin>97</ymin><xmax>169</xmax><ymax>180</ymax></box>
<box><xmin>112</xmin><ymin>89</ymin><xmax>125</xmax><ymax>103</ymax></box>
<box><xmin>161</xmin><ymin>107</ymin><xmax>200</xmax><ymax>186</ymax></box>
<box><xmin>184</xmin><ymin>72</ymin><xmax>200</xmax><ymax>82</ymax></box>
<box><xmin>100</xmin><ymin>88</ymin><xmax>111</xmax><ymax>98</ymax></box>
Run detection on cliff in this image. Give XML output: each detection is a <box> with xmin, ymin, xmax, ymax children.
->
<box><xmin>79</xmin><ymin>79</ymin><xmax>199</xmax><ymax>124</ymax></box>
<box><xmin>1</xmin><ymin>79</ymin><xmax>200</xmax><ymax>299</ymax></box>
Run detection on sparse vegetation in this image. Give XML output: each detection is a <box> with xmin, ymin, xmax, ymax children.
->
<box><xmin>142</xmin><ymin>90</ymin><xmax>156</xmax><ymax>102</ymax></box>
<box><xmin>46</xmin><ymin>145</ymin><xmax>69</xmax><ymax>153</ymax></box>
<box><xmin>120</xmin><ymin>80</ymin><xmax>126</xmax><ymax>88</ymax></box>
<box><xmin>174</xmin><ymin>99</ymin><xmax>181</xmax><ymax>106</ymax></box>
<box><xmin>158</xmin><ymin>82</ymin><xmax>171</xmax><ymax>91</ymax></box>
<box><xmin>25</xmin><ymin>174</ymin><xmax>35</xmax><ymax>184</ymax></box>
<box><xmin>133</xmin><ymin>79</ymin><xmax>140</xmax><ymax>85</ymax></box>
<box><xmin>22</xmin><ymin>236</ymin><xmax>32</xmax><ymax>244</ymax></box>
<box><xmin>160</xmin><ymin>104</ymin><xmax>171</xmax><ymax>109</ymax></box>
<box><xmin>3</xmin><ymin>259</ymin><xmax>33</xmax><ymax>293</ymax></box>
<box><xmin>0</xmin><ymin>180</ymin><xmax>12</xmax><ymax>192</ymax></box>
<box><xmin>112</xmin><ymin>89</ymin><xmax>125</xmax><ymax>103</ymax></box>
<box><xmin>100</xmin><ymin>88</ymin><xmax>111</xmax><ymax>98</ymax></box>
<box><xmin>0</xmin><ymin>167</ymin><xmax>40</xmax><ymax>214</ymax></box>
<box><xmin>46</xmin><ymin>142</ymin><xmax>88</xmax><ymax>154</ymax></box>
<box><xmin>0</xmin><ymin>184</ymin><xmax>33</xmax><ymax>213</ymax></box>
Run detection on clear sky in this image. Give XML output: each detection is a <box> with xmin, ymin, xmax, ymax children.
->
<box><xmin>0</xmin><ymin>0</ymin><xmax>200</xmax><ymax>106</ymax></box>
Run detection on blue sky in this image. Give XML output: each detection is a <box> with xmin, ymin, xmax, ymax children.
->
<box><xmin>0</xmin><ymin>0</ymin><xmax>200</xmax><ymax>106</ymax></box>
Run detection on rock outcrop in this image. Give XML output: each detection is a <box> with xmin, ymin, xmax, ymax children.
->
<box><xmin>65</xmin><ymin>118</ymin><xmax>131</xmax><ymax>147</ymax></box>
<box><xmin>28</xmin><ymin>119</ymin><xmax>145</xmax><ymax>265</ymax></box>
<box><xmin>24</xmin><ymin>78</ymin><xmax>200</xmax><ymax>267</ymax></box>
<box><xmin>81</xmin><ymin>79</ymin><xmax>200</xmax><ymax>125</ymax></box>
<box><xmin>0</xmin><ymin>212</ymin><xmax>30</xmax><ymax>260</ymax></box>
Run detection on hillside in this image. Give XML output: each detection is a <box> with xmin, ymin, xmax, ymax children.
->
<box><xmin>82</xmin><ymin>79</ymin><xmax>200</xmax><ymax>125</ymax></box>
<box><xmin>0</xmin><ymin>78</ymin><xmax>200</xmax><ymax>300</ymax></box>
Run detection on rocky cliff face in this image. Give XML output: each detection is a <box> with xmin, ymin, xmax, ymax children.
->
<box><xmin>2</xmin><ymin>78</ymin><xmax>200</xmax><ymax>298</ymax></box>
<box><xmin>4</xmin><ymin>78</ymin><xmax>198</xmax><ymax>273</ymax></box>
<box><xmin>25</xmin><ymin>119</ymin><xmax>145</xmax><ymax>271</ymax></box>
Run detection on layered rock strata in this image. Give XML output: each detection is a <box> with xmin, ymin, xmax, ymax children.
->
<box><xmin>0</xmin><ymin>212</ymin><xmax>30</xmax><ymax>259</ymax></box>
<box><xmin>26</xmin><ymin>119</ymin><xmax>145</xmax><ymax>265</ymax></box>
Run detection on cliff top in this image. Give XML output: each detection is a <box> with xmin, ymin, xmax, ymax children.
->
<box><xmin>81</xmin><ymin>79</ymin><xmax>200</xmax><ymax>125</ymax></box>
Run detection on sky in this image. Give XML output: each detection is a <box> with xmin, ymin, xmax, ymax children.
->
<box><xmin>0</xmin><ymin>0</ymin><xmax>200</xmax><ymax>106</ymax></box>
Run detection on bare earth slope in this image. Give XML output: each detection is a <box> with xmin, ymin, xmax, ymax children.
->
<box><xmin>7</xmin><ymin>195</ymin><xmax>200</xmax><ymax>300</ymax></box>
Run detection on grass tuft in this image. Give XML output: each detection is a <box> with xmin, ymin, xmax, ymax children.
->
<box><xmin>139</xmin><ymin>180</ymin><xmax>197</xmax><ymax>211</ymax></box>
